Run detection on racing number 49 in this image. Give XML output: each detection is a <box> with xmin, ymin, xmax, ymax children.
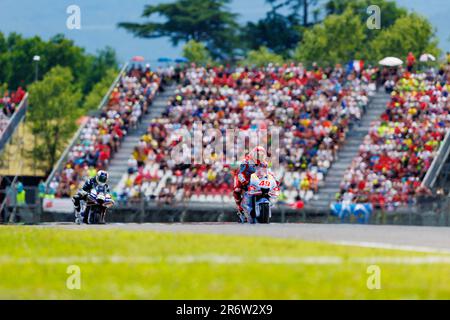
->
<box><xmin>259</xmin><ymin>180</ymin><xmax>270</xmax><ymax>187</ymax></box>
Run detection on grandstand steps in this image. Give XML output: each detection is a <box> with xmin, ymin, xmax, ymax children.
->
<box><xmin>107</xmin><ymin>85</ymin><xmax>176</xmax><ymax>188</ymax></box>
<box><xmin>308</xmin><ymin>91</ymin><xmax>391</xmax><ymax>211</ymax></box>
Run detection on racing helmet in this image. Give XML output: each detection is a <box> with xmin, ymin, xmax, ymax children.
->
<box><xmin>250</xmin><ymin>146</ymin><xmax>267</xmax><ymax>164</ymax></box>
<box><xmin>255</xmin><ymin>161</ymin><xmax>269</xmax><ymax>178</ymax></box>
<box><xmin>96</xmin><ymin>170</ymin><xmax>108</xmax><ymax>185</ymax></box>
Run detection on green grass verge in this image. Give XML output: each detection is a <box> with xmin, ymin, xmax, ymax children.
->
<box><xmin>0</xmin><ymin>226</ymin><xmax>449</xmax><ymax>299</ymax></box>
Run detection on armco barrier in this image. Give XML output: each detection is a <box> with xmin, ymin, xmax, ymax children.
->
<box><xmin>32</xmin><ymin>197</ymin><xmax>450</xmax><ymax>226</ymax></box>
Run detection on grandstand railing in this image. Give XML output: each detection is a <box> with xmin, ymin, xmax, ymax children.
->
<box><xmin>45</xmin><ymin>62</ymin><xmax>129</xmax><ymax>188</ymax></box>
<box><xmin>0</xmin><ymin>93</ymin><xmax>28</xmax><ymax>152</ymax></box>
<box><xmin>421</xmin><ymin>128</ymin><xmax>450</xmax><ymax>189</ymax></box>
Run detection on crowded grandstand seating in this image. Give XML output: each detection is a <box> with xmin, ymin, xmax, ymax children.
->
<box><xmin>337</xmin><ymin>66</ymin><xmax>450</xmax><ymax>209</ymax></box>
<box><xmin>49</xmin><ymin>66</ymin><xmax>161</xmax><ymax>197</ymax></box>
<box><xmin>0</xmin><ymin>87</ymin><xmax>26</xmax><ymax>136</ymax></box>
<box><xmin>115</xmin><ymin>63</ymin><xmax>377</xmax><ymax>204</ymax></box>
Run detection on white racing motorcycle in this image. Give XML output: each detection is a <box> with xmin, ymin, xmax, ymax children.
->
<box><xmin>75</xmin><ymin>185</ymin><xmax>114</xmax><ymax>224</ymax></box>
<box><xmin>242</xmin><ymin>166</ymin><xmax>280</xmax><ymax>224</ymax></box>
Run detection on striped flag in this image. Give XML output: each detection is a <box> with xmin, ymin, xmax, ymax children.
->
<box><xmin>347</xmin><ymin>60</ymin><xmax>364</xmax><ymax>73</ymax></box>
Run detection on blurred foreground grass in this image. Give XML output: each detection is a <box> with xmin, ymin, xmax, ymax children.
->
<box><xmin>0</xmin><ymin>226</ymin><xmax>449</xmax><ymax>299</ymax></box>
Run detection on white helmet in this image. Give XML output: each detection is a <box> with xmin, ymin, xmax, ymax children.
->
<box><xmin>96</xmin><ymin>170</ymin><xmax>108</xmax><ymax>185</ymax></box>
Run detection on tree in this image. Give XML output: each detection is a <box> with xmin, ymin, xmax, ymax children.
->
<box><xmin>0</xmin><ymin>32</ymin><xmax>117</xmax><ymax>94</ymax></box>
<box><xmin>0</xmin><ymin>32</ymin><xmax>11</xmax><ymax>85</ymax></box>
<box><xmin>241</xmin><ymin>11</ymin><xmax>301</xmax><ymax>56</ymax></box>
<box><xmin>82</xmin><ymin>68</ymin><xmax>118</xmax><ymax>112</ymax></box>
<box><xmin>118</xmin><ymin>0</ymin><xmax>239</xmax><ymax>58</ymax></box>
<box><xmin>0</xmin><ymin>83</ymin><xmax>7</xmax><ymax>99</ymax></box>
<box><xmin>27</xmin><ymin>66</ymin><xmax>82</xmax><ymax>174</ymax></box>
<box><xmin>182</xmin><ymin>40</ymin><xmax>212</xmax><ymax>65</ymax></box>
<box><xmin>43</xmin><ymin>34</ymin><xmax>90</xmax><ymax>90</ymax></box>
<box><xmin>82</xmin><ymin>46</ymin><xmax>118</xmax><ymax>94</ymax></box>
<box><xmin>325</xmin><ymin>0</ymin><xmax>407</xmax><ymax>41</ymax></box>
<box><xmin>0</xmin><ymin>33</ymin><xmax>46</xmax><ymax>89</ymax></box>
<box><xmin>242</xmin><ymin>47</ymin><xmax>284</xmax><ymax>67</ymax></box>
<box><xmin>266</xmin><ymin>0</ymin><xmax>320</xmax><ymax>27</ymax></box>
<box><xmin>369</xmin><ymin>13</ymin><xmax>441</xmax><ymax>62</ymax></box>
<box><xmin>293</xmin><ymin>9</ymin><xmax>366</xmax><ymax>65</ymax></box>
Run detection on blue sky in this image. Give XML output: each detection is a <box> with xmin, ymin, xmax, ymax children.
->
<box><xmin>0</xmin><ymin>0</ymin><xmax>449</xmax><ymax>63</ymax></box>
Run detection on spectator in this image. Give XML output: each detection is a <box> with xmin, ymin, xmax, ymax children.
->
<box><xmin>50</xmin><ymin>65</ymin><xmax>161</xmax><ymax>196</ymax></box>
<box><xmin>116</xmin><ymin>63</ymin><xmax>376</xmax><ymax>204</ymax></box>
<box><xmin>339</xmin><ymin>66</ymin><xmax>450</xmax><ymax>208</ymax></box>
<box><xmin>407</xmin><ymin>52</ymin><xmax>416</xmax><ymax>72</ymax></box>
<box><xmin>16</xmin><ymin>181</ymin><xmax>26</xmax><ymax>206</ymax></box>
<box><xmin>0</xmin><ymin>87</ymin><xmax>26</xmax><ymax>136</ymax></box>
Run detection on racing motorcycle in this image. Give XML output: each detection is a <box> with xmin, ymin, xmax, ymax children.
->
<box><xmin>75</xmin><ymin>185</ymin><xmax>114</xmax><ymax>225</ymax></box>
<box><xmin>242</xmin><ymin>166</ymin><xmax>279</xmax><ymax>224</ymax></box>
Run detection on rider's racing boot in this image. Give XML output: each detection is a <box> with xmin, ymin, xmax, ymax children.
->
<box><xmin>74</xmin><ymin>212</ymin><xmax>82</xmax><ymax>225</ymax></box>
<box><xmin>237</xmin><ymin>211</ymin><xmax>247</xmax><ymax>224</ymax></box>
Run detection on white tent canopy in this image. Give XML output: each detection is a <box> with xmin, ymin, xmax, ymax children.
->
<box><xmin>379</xmin><ymin>57</ymin><xmax>403</xmax><ymax>67</ymax></box>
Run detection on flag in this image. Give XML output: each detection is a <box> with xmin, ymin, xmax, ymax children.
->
<box><xmin>347</xmin><ymin>60</ymin><xmax>364</xmax><ymax>73</ymax></box>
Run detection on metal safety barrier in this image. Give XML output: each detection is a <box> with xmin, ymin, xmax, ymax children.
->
<box><xmin>0</xmin><ymin>93</ymin><xmax>28</xmax><ymax>152</ymax></box>
<box><xmin>422</xmin><ymin>127</ymin><xmax>450</xmax><ymax>188</ymax></box>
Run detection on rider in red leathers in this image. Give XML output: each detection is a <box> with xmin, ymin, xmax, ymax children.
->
<box><xmin>233</xmin><ymin>146</ymin><xmax>273</xmax><ymax>222</ymax></box>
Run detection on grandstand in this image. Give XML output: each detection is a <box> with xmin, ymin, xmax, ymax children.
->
<box><xmin>41</xmin><ymin>61</ymin><xmax>450</xmax><ymax>219</ymax></box>
<box><xmin>337</xmin><ymin>69</ymin><xmax>450</xmax><ymax>209</ymax></box>
<box><xmin>110</xmin><ymin>64</ymin><xmax>377</xmax><ymax>205</ymax></box>
<box><xmin>46</xmin><ymin>63</ymin><xmax>163</xmax><ymax>198</ymax></box>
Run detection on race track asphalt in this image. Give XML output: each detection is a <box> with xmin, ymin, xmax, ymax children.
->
<box><xmin>40</xmin><ymin>222</ymin><xmax>450</xmax><ymax>253</ymax></box>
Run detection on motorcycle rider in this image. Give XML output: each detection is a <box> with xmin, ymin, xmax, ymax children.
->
<box><xmin>73</xmin><ymin>170</ymin><xmax>110</xmax><ymax>224</ymax></box>
<box><xmin>233</xmin><ymin>146</ymin><xmax>270</xmax><ymax>222</ymax></box>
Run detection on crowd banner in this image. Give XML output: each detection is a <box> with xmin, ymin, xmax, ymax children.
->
<box><xmin>330</xmin><ymin>203</ymin><xmax>372</xmax><ymax>223</ymax></box>
<box><xmin>42</xmin><ymin>198</ymin><xmax>74</xmax><ymax>213</ymax></box>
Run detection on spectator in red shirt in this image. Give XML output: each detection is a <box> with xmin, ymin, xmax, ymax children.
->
<box><xmin>407</xmin><ymin>52</ymin><xmax>416</xmax><ymax>72</ymax></box>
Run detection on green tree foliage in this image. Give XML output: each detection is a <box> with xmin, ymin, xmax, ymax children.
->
<box><xmin>325</xmin><ymin>0</ymin><xmax>407</xmax><ymax>41</ymax></box>
<box><xmin>293</xmin><ymin>9</ymin><xmax>365</xmax><ymax>65</ymax></box>
<box><xmin>243</xmin><ymin>47</ymin><xmax>284</xmax><ymax>67</ymax></box>
<box><xmin>266</xmin><ymin>0</ymin><xmax>320</xmax><ymax>27</ymax></box>
<box><xmin>82</xmin><ymin>46</ymin><xmax>118</xmax><ymax>95</ymax></box>
<box><xmin>0</xmin><ymin>32</ymin><xmax>117</xmax><ymax>94</ymax></box>
<box><xmin>0</xmin><ymin>83</ymin><xmax>8</xmax><ymax>97</ymax></box>
<box><xmin>0</xmin><ymin>33</ymin><xmax>45</xmax><ymax>89</ymax></box>
<box><xmin>182</xmin><ymin>40</ymin><xmax>212</xmax><ymax>65</ymax></box>
<box><xmin>0</xmin><ymin>33</ymin><xmax>11</xmax><ymax>85</ymax></box>
<box><xmin>369</xmin><ymin>13</ymin><xmax>441</xmax><ymax>62</ymax></box>
<box><xmin>118</xmin><ymin>0</ymin><xmax>239</xmax><ymax>58</ymax></box>
<box><xmin>82</xmin><ymin>68</ymin><xmax>118</xmax><ymax>112</ymax></box>
<box><xmin>27</xmin><ymin>66</ymin><xmax>82</xmax><ymax>174</ymax></box>
<box><xmin>241</xmin><ymin>12</ymin><xmax>301</xmax><ymax>56</ymax></box>
<box><xmin>244</xmin><ymin>0</ymin><xmax>409</xmax><ymax>60</ymax></box>
<box><xmin>293</xmin><ymin>3</ymin><xmax>439</xmax><ymax>65</ymax></box>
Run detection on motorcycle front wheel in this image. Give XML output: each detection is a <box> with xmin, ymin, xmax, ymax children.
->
<box><xmin>88</xmin><ymin>206</ymin><xmax>102</xmax><ymax>224</ymax></box>
<box><xmin>257</xmin><ymin>203</ymin><xmax>270</xmax><ymax>224</ymax></box>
